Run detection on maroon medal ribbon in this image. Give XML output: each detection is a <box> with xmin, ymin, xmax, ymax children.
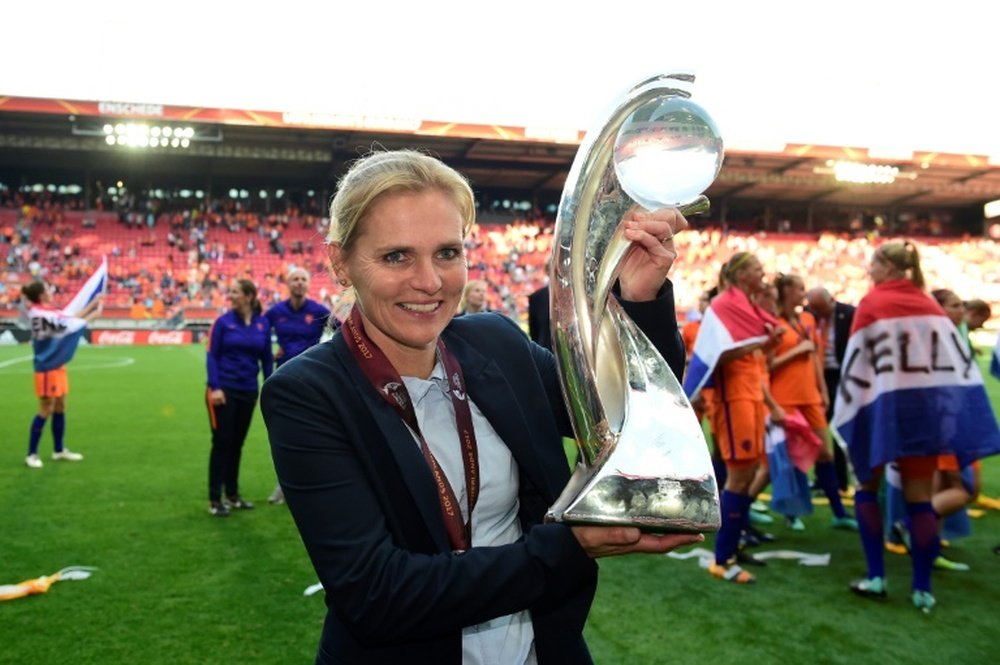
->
<box><xmin>343</xmin><ymin>306</ymin><xmax>479</xmax><ymax>550</ymax></box>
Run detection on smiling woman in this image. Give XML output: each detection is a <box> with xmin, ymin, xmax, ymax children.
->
<box><xmin>204</xmin><ymin>279</ymin><xmax>273</xmax><ymax>517</ymax></box>
<box><xmin>261</xmin><ymin>149</ymin><xmax>699</xmax><ymax>664</ymax></box>
<box><xmin>329</xmin><ymin>187</ymin><xmax>469</xmax><ymax>378</ymax></box>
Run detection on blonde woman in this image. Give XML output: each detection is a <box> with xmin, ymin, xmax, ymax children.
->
<box><xmin>457</xmin><ymin>279</ymin><xmax>490</xmax><ymax>315</ymax></box>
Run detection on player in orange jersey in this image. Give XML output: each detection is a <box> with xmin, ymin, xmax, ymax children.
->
<box><xmin>770</xmin><ymin>274</ymin><xmax>857</xmax><ymax>531</ymax></box>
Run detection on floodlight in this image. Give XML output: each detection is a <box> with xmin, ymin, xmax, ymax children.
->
<box><xmin>985</xmin><ymin>199</ymin><xmax>1000</xmax><ymax>219</ymax></box>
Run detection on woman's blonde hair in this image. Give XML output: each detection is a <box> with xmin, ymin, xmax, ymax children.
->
<box><xmin>774</xmin><ymin>273</ymin><xmax>803</xmax><ymax>312</ymax></box>
<box><xmin>876</xmin><ymin>241</ymin><xmax>925</xmax><ymax>289</ymax></box>
<box><xmin>327</xmin><ymin>149</ymin><xmax>476</xmax><ymax>252</ymax></box>
<box><xmin>722</xmin><ymin>252</ymin><xmax>756</xmax><ymax>284</ymax></box>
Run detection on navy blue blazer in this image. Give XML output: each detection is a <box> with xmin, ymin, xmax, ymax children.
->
<box><xmin>261</xmin><ymin>287</ymin><xmax>684</xmax><ymax>664</ymax></box>
<box><xmin>831</xmin><ymin>300</ymin><xmax>856</xmax><ymax>365</ymax></box>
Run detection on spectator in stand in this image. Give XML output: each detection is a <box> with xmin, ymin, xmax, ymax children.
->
<box><xmin>205</xmin><ymin>278</ymin><xmax>274</xmax><ymax>517</ymax></box>
<box><xmin>263</xmin><ymin>267</ymin><xmax>335</xmax><ymax>504</ymax></box>
<box><xmin>21</xmin><ymin>281</ymin><xmax>103</xmax><ymax>468</ymax></box>
<box><xmin>261</xmin><ymin>149</ymin><xmax>699</xmax><ymax>662</ymax></box>
<box><xmin>129</xmin><ymin>297</ymin><xmax>150</xmax><ymax>319</ymax></box>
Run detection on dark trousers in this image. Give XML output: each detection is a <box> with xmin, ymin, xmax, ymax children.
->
<box><xmin>824</xmin><ymin>369</ymin><xmax>850</xmax><ymax>491</ymax></box>
<box><xmin>207</xmin><ymin>389</ymin><xmax>258</xmax><ymax>502</ymax></box>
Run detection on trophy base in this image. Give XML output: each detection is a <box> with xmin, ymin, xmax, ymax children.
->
<box><xmin>546</xmin><ymin>475</ymin><xmax>721</xmax><ymax>534</ymax></box>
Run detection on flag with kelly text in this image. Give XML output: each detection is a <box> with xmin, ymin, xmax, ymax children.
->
<box><xmin>831</xmin><ymin>280</ymin><xmax>1000</xmax><ymax>482</ymax></box>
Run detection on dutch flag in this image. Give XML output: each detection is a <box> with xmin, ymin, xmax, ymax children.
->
<box><xmin>30</xmin><ymin>257</ymin><xmax>107</xmax><ymax>372</ymax></box>
<box><xmin>830</xmin><ymin>280</ymin><xmax>1000</xmax><ymax>482</ymax></box>
<box><xmin>682</xmin><ymin>286</ymin><xmax>778</xmax><ymax>399</ymax></box>
<box><xmin>991</xmin><ymin>334</ymin><xmax>1000</xmax><ymax>380</ymax></box>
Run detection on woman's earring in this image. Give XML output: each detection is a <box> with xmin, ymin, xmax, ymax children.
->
<box><xmin>339</xmin><ymin>278</ymin><xmax>349</xmax><ymax>287</ymax></box>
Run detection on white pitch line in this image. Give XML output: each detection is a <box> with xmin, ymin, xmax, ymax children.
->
<box><xmin>71</xmin><ymin>357</ymin><xmax>137</xmax><ymax>371</ymax></box>
<box><xmin>0</xmin><ymin>355</ymin><xmax>136</xmax><ymax>372</ymax></box>
<box><xmin>0</xmin><ymin>355</ymin><xmax>33</xmax><ymax>369</ymax></box>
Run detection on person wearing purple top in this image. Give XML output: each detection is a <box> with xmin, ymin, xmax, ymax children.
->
<box><xmin>264</xmin><ymin>268</ymin><xmax>335</xmax><ymax>367</ymax></box>
<box><xmin>205</xmin><ymin>279</ymin><xmax>273</xmax><ymax>517</ymax></box>
<box><xmin>263</xmin><ymin>268</ymin><xmax>334</xmax><ymax>503</ymax></box>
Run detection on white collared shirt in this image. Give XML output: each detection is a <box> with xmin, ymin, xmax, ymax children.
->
<box><xmin>402</xmin><ymin>361</ymin><xmax>537</xmax><ymax>665</ymax></box>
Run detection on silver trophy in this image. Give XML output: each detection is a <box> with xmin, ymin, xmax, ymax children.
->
<box><xmin>545</xmin><ymin>73</ymin><xmax>723</xmax><ymax>533</ymax></box>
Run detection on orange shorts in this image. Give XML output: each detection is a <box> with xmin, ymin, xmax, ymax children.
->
<box><xmin>711</xmin><ymin>399</ymin><xmax>765</xmax><ymax>467</ymax></box>
<box><xmin>793</xmin><ymin>403</ymin><xmax>828</xmax><ymax>431</ymax></box>
<box><xmin>694</xmin><ymin>388</ymin><xmax>714</xmax><ymax>424</ymax></box>
<box><xmin>937</xmin><ymin>454</ymin><xmax>960</xmax><ymax>472</ymax></box>
<box><xmin>937</xmin><ymin>455</ymin><xmax>982</xmax><ymax>473</ymax></box>
<box><xmin>896</xmin><ymin>455</ymin><xmax>937</xmax><ymax>480</ymax></box>
<box><xmin>34</xmin><ymin>367</ymin><xmax>69</xmax><ymax>398</ymax></box>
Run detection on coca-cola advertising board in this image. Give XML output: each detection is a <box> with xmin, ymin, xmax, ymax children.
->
<box><xmin>92</xmin><ymin>330</ymin><xmax>193</xmax><ymax>345</ymax></box>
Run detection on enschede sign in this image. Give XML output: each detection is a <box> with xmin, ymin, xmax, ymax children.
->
<box><xmin>92</xmin><ymin>330</ymin><xmax>193</xmax><ymax>345</ymax></box>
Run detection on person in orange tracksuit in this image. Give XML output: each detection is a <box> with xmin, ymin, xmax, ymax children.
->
<box><xmin>769</xmin><ymin>273</ymin><xmax>857</xmax><ymax>531</ymax></box>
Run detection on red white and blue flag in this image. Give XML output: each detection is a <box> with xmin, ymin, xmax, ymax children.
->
<box><xmin>29</xmin><ymin>257</ymin><xmax>107</xmax><ymax>372</ymax></box>
<box><xmin>831</xmin><ymin>279</ymin><xmax>1000</xmax><ymax>482</ymax></box>
<box><xmin>682</xmin><ymin>287</ymin><xmax>778</xmax><ymax>399</ymax></box>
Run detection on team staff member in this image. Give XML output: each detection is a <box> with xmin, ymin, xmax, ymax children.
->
<box><xmin>206</xmin><ymin>279</ymin><xmax>273</xmax><ymax>517</ymax></box>
<box><xmin>263</xmin><ymin>267</ymin><xmax>333</xmax><ymax>503</ymax></box>
<box><xmin>805</xmin><ymin>287</ymin><xmax>856</xmax><ymax>491</ymax></box>
<box><xmin>261</xmin><ymin>150</ymin><xmax>700</xmax><ymax>663</ymax></box>
<box><xmin>265</xmin><ymin>268</ymin><xmax>335</xmax><ymax>366</ymax></box>
<box><xmin>22</xmin><ymin>281</ymin><xmax>102</xmax><ymax>468</ymax></box>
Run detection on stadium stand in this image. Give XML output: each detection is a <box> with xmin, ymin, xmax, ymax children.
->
<box><xmin>3</xmin><ymin>193</ymin><xmax>999</xmax><ymax>332</ymax></box>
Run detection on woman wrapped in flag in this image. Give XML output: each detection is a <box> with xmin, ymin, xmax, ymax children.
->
<box><xmin>691</xmin><ymin>253</ymin><xmax>784</xmax><ymax>584</ymax></box>
<box><xmin>833</xmin><ymin>241</ymin><xmax>1000</xmax><ymax>612</ymax></box>
<box><xmin>22</xmin><ymin>280</ymin><xmax>104</xmax><ymax>468</ymax></box>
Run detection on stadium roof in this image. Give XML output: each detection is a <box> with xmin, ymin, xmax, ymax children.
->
<box><xmin>2</xmin><ymin>95</ymin><xmax>999</xmax><ymax>216</ymax></box>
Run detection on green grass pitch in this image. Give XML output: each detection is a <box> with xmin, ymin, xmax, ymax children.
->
<box><xmin>1</xmin><ymin>344</ymin><xmax>998</xmax><ymax>663</ymax></box>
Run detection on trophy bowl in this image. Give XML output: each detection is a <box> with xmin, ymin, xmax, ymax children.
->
<box><xmin>545</xmin><ymin>73</ymin><xmax>723</xmax><ymax>533</ymax></box>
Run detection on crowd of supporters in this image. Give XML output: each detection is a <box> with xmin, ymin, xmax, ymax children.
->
<box><xmin>2</xmin><ymin>191</ymin><xmax>999</xmax><ymax>330</ymax></box>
